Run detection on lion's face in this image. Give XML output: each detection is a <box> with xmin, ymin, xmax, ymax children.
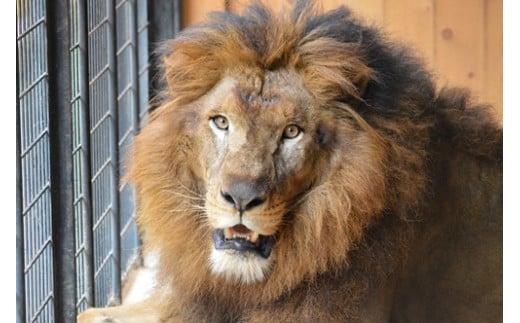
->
<box><xmin>132</xmin><ymin>64</ymin><xmax>389</xmax><ymax>290</ymax></box>
<box><xmin>194</xmin><ymin>72</ymin><xmax>324</xmax><ymax>283</ymax></box>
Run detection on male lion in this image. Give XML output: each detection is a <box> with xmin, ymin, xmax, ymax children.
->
<box><xmin>79</xmin><ymin>1</ymin><xmax>502</xmax><ymax>322</ymax></box>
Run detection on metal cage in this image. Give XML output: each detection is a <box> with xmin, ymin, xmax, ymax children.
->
<box><xmin>16</xmin><ymin>1</ymin><xmax>181</xmax><ymax>322</ymax></box>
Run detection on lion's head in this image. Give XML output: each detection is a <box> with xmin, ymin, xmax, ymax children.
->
<box><xmin>129</xmin><ymin>0</ymin><xmax>432</xmax><ymax>305</ymax></box>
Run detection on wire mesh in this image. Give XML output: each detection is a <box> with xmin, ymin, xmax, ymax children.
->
<box><xmin>137</xmin><ymin>0</ymin><xmax>150</xmax><ymax>121</ymax></box>
<box><xmin>87</xmin><ymin>0</ymin><xmax>121</xmax><ymax>307</ymax></box>
<box><xmin>16</xmin><ymin>0</ymin><xmax>55</xmax><ymax>321</ymax></box>
<box><xmin>70</xmin><ymin>0</ymin><xmax>94</xmax><ymax>313</ymax></box>
<box><xmin>115</xmin><ymin>0</ymin><xmax>140</xmax><ymax>279</ymax></box>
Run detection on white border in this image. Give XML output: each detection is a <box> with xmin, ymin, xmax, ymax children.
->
<box><xmin>0</xmin><ymin>0</ymin><xmax>17</xmax><ymax>318</ymax></box>
<box><xmin>2</xmin><ymin>0</ymin><xmax>513</xmax><ymax>321</ymax></box>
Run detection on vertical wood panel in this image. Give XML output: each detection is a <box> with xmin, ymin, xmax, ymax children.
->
<box><xmin>485</xmin><ymin>0</ymin><xmax>503</xmax><ymax>116</ymax></box>
<box><xmin>384</xmin><ymin>0</ymin><xmax>435</xmax><ymax>67</ymax></box>
<box><xmin>228</xmin><ymin>0</ymin><xmax>288</xmax><ymax>14</ymax></box>
<box><xmin>435</xmin><ymin>0</ymin><xmax>486</xmax><ymax>100</ymax></box>
<box><xmin>181</xmin><ymin>0</ymin><xmax>226</xmax><ymax>27</ymax></box>
<box><xmin>323</xmin><ymin>0</ymin><xmax>385</xmax><ymax>24</ymax></box>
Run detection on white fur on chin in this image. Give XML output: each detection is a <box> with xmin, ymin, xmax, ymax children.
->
<box><xmin>209</xmin><ymin>248</ymin><xmax>272</xmax><ymax>284</ymax></box>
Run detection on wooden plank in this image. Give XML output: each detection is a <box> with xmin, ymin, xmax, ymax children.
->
<box><xmin>227</xmin><ymin>0</ymin><xmax>287</xmax><ymax>14</ymax></box>
<box><xmin>181</xmin><ymin>0</ymin><xmax>226</xmax><ymax>27</ymax></box>
<box><xmin>434</xmin><ymin>0</ymin><xmax>486</xmax><ymax>101</ymax></box>
<box><xmin>227</xmin><ymin>0</ymin><xmax>249</xmax><ymax>13</ymax></box>
<box><xmin>383</xmin><ymin>0</ymin><xmax>435</xmax><ymax>68</ymax></box>
<box><xmin>485</xmin><ymin>0</ymin><xmax>503</xmax><ymax>118</ymax></box>
<box><xmin>322</xmin><ymin>0</ymin><xmax>385</xmax><ymax>25</ymax></box>
<box><xmin>228</xmin><ymin>0</ymin><xmax>385</xmax><ymax>24</ymax></box>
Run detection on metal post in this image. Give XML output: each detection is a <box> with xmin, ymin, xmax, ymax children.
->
<box><xmin>46</xmin><ymin>0</ymin><xmax>76</xmax><ymax>321</ymax></box>
<box><xmin>136</xmin><ymin>0</ymin><xmax>150</xmax><ymax>121</ymax></box>
<box><xmin>108</xmin><ymin>0</ymin><xmax>122</xmax><ymax>302</ymax></box>
<box><xmin>16</xmin><ymin>53</ymin><xmax>26</xmax><ymax>323</ymax></box>
<box><xmin>116</xmin><ymin>0</ymin><xmax>141</xmax><ymax>280</ymax></box>
<box><xmin>77</xmin><ymin>0</ymin><xmax>95</xmax><ymax>309</ymax></box>
<box><xmin>148</xmin><ymin>0</ymin><xmax>182</xmax><ymax>108</ymax></box>
<box><xmin>173</xmin><ymin>0</ymin><xmax>182</xmax><ymax>34</ymax></box>
<box><xmin>149</xmin><ymin>0</ymin><xmax>178</xmax><ymax>44</ymax></box>
<box><xmin>87</xmin><ymin>0</ymin><xmax>121</xmax><ymax>306</ymax></box>
<box><xmin>131</xmin><ymin>0</ymin><xmax>140</xmax><ymax>132</ymax></box>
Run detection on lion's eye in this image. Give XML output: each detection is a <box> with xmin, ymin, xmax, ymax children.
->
<box><xmin>282</xmin><ymin>125</ymin><xmax>301</xmax><ymax>139</ymax></box>
<box><xmin>211</xmin><ymin>115</ymin><xmax>229</xmax><ymax>130</ymax></box>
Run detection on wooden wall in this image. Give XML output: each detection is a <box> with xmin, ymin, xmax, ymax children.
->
<box><xmin>181</xmin><ymin>0</ymin><xmax>503</xmax><ymax>118</ymax></box>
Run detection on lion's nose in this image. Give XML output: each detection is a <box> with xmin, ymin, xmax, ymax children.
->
<box><xmin>221</xmin><ymin>181</ymin><xmax>266</xmax><ymax>212</ymax></box>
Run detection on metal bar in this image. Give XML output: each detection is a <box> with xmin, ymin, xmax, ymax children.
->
<box><xmin>87</xmin><ymin>17</ymin><xmax>110</xmax><ymax>36</ymax></box>
<box><xmin>131</xmin><ymin>0</ymin><xmax>140</xmax><ymax>128</ymax></box>
<box><xmin>24</xmin><ymin>239</ymin><xmax>53</xmax><ymax>273</ymax></box>
<box><xmin>30</xmin><ymin>293</ymin><xmax>54</xmax><ymax>323</ymax></box>
<box><xmin>88</xmin><ymin>0</ymin><xmax>121</xmax><ymax>306</ymax></box>
<box><xmin>89</xmin><ymin>111</ymin><xmax>111</xmax><ymax>134</ymax></box>
<box><xmin>46</xmin><ymin>0</ymin><xmax>76</xmax><ymax>321</ymax></box>
<box><xmin>148</xmin><ymin>0</ymin><xmax>179</xmax><ymax>109</ymax></box>
<box><xmin>115</xmin><ymin>39</ymin><xmax>135</xmax><ymax>56</ymax></box>
<box><xmin>93</xmin><ymin>206</ymin><xmax>113</xmax><ymax>231</ymax></box>
<box><xmin>18</xmin><ymin>1</ymin><xmax>56</xmax><ymax>320</ymax></box>
<box><xmin>173</xmin><ymin>0</ymin><xmax>181</xmax><ymax>34</ymax></box>
<box><xmin>148</xmin><ymin>0</ymin><xmax>177</xmax><ymax>43</ymax></box>
<box><xmin>94</xmin><ymin>252</ymin><xmax>115</xmax><ymax>279</ymax></box>
<box><xmin>91</xmin><ymin>159</ymin><xmax>112</xmax><ymax>183</ymax></box>
<box><xmin>88</xmin><ymin>64</ymin><xmax>110</xmax><ymax>85</ymax></box>
<box><xmin>107</xmin><ymin>0</ymin><xmax>122</xmax><ymax>302</ymax></box>
<box><xmin>137</xmin><ymin>0</ymin><xmax>150</xmax><ymax>121</ymax></box>
<box><xmin>16</xmin><ymin>39</ymin><xmax>26</xmax><ymax>323</ymax></box>
<box><xmin>125</xmin><ymin>0</ymin><xmax>141</xmax><ymax>277</ymax></box>
<box><xmin>18</xmin><ymin>73</ymin><xmax>48</xmax><ymax>98</ymax></box>
<box><xmin>120</xmin><ymin>215</ymin><xmax>136</xmax><ymax>236</ymax></box>
<box><xmin>16</xmin><ymin>17</ymin><xmax>46</xmax><ymax>40</ymax></box>
<box><xmin>20</xmin><ymin>129</ymin><xmax>49</xmax><ymax>157</ymax></box>
<box><xmin>77</xmin><ymin>0</ymin><xmax>95</xmax><ymax>308</ymax></box>
<box><xmin>21</xmin><ymin>183</ymin><xmax>51</xmax><ymax>214</ymax></box>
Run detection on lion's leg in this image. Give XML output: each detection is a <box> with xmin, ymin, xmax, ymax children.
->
<box><xmin>77</xmin><ymin>298</ymin><xmax>164</xmax><ymax>323</ymax></box>
<box><xmin>78</xmin><ymin>248</ymin><xmax>172</xmax><ymax>323</ymax></box>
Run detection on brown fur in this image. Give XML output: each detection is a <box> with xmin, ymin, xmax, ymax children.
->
<box><xmin>78</xmin><ymin>1</ymin><xmax>502</xmax><ymax>322</ymax></box>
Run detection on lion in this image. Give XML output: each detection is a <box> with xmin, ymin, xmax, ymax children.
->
<box><xmin>78</xmin><ymin>1</ymin><xmax>502</xmax><ymax>322</ymax></box>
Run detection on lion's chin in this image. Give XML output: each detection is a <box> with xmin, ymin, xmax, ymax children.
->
<box><xmin>209</xmin><ymin>248</ymin><xmax>273</xmax><ymax>284</ymax></box>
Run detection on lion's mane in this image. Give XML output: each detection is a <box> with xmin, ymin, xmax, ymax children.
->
<box><xmin>128</xmin><ymin>1</ymin><xmax>501</xmax><ymax>319</ymax></box>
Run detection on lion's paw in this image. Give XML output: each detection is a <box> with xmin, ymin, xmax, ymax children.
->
<box><xmin>77</xmin><ymin>308</ymin><xmax>119</xmax><ymax>323</ymax></box>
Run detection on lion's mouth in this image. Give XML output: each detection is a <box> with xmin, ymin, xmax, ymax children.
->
<box><xmin>212</xmin><ymin>224</ymin><xmax>275</xmax><ymax>258</ymax></box>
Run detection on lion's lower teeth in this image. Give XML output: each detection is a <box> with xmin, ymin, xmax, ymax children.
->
<box><xmin>223</xmin><ymin>227</ymin><xmax>259</xmax><ymax>243</ymax></box>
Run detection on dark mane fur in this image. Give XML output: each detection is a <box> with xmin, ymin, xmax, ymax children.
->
<box><xmin>157</xmin><ymin>0</ymin><xmax>501</xmax><ymax>161</ymax></box>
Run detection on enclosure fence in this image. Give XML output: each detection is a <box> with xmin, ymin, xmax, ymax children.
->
<box><xmin>16</xmin><ymin>1</ymin><xmax>181</xmax><ymax>322</ymax></box>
